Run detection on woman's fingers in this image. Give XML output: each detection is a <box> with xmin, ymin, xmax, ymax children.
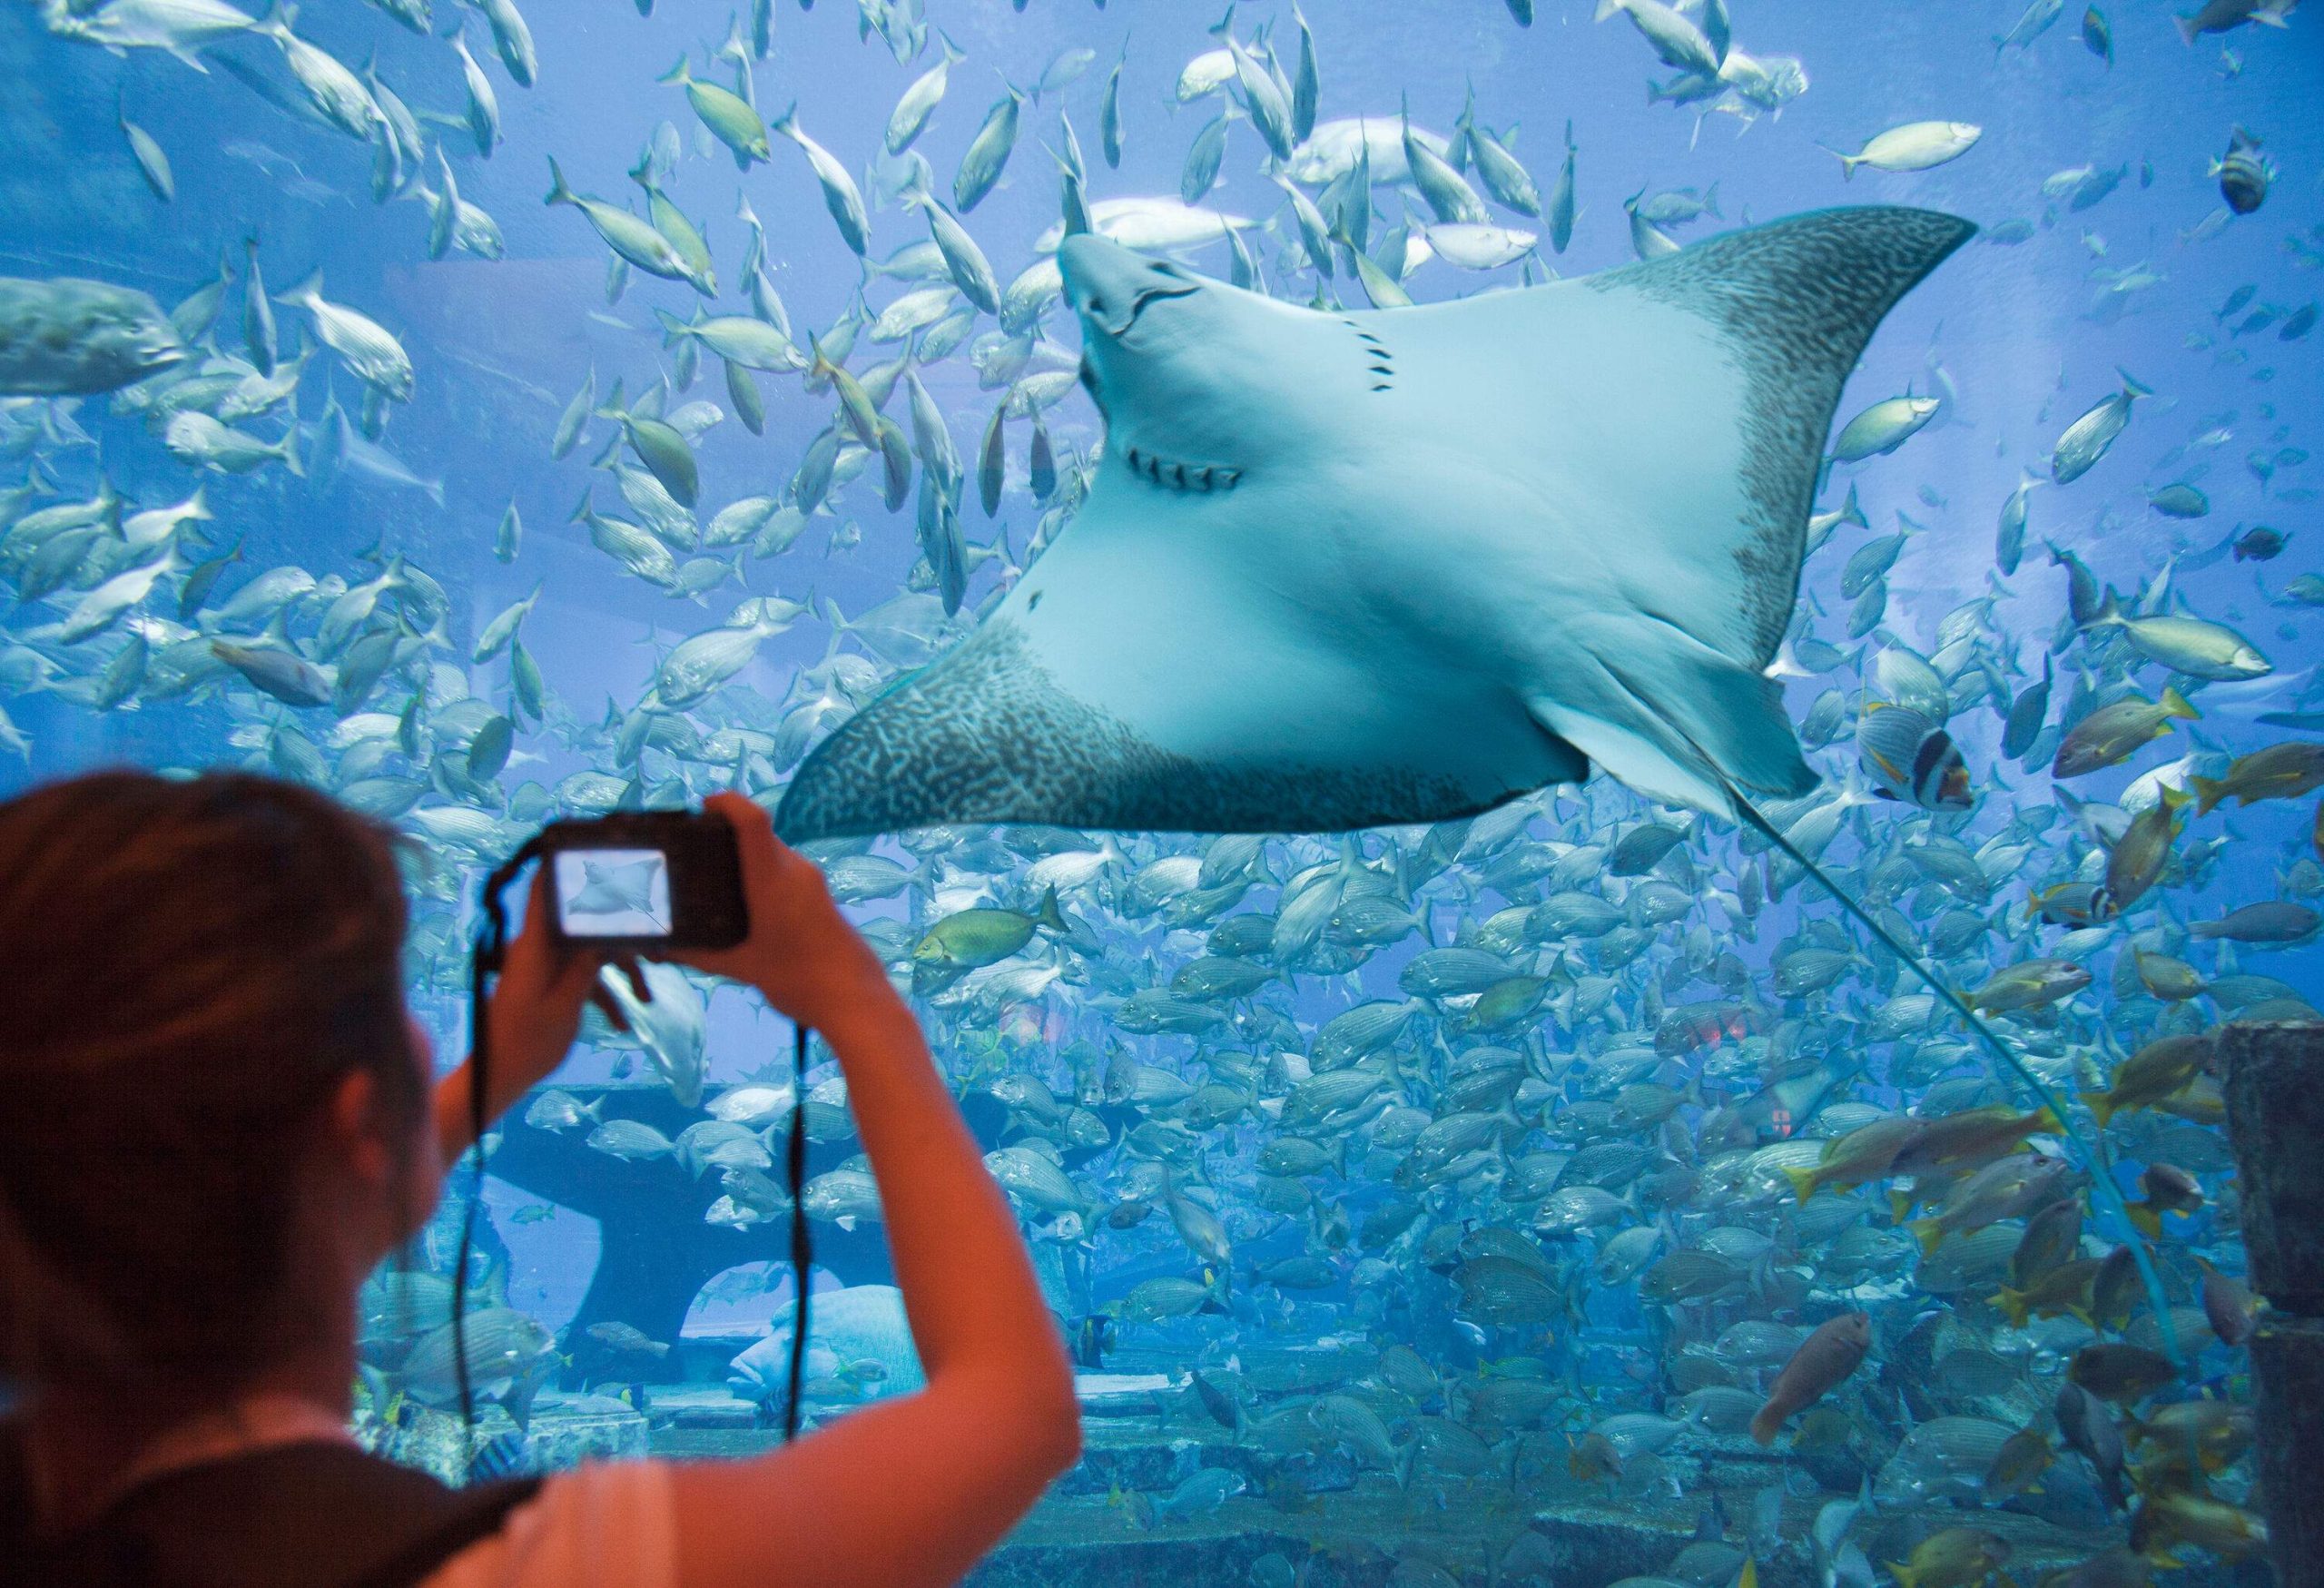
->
<box><xmin>704</xmin><ymin>790</ymin><xmax>787</xmax><ymax>895</ymax></box>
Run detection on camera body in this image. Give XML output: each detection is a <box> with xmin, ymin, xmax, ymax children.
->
<box><xmin>538</xmin><ymin>811</ymin><xmax>749</xmax><ymax>952</ymax></box>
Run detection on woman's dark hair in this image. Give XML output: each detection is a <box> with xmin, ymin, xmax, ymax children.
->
<box><xmin>0</xmin><ymin>770</ymin><xmax>419</xmax><ymax>1396</ymax></box>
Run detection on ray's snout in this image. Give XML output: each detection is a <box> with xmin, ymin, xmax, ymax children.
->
<box><xmin>1059</xmin><ymin>236</ymin><xmax>1199</xmax><ymax>338</ymax></box>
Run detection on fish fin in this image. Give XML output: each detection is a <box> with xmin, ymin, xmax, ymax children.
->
<box><xmin>1907</xmin><ymin>1217</ymin><xmax>1944</xmax><ymax>1257</ymax></box>
<box><xmin>1815</xmin><ymin>144</ymin><xmax>1858</xmax><ymax>180</ymax></box>
<box><xmin>2128</xmin><ymin>1205</ymin><xmax>2162</xmax><ymax>1240</ymax></box>
<box><xmin>273</xmin><ymin>268</ymin><xmax>321</xmax><ymax>309</ymax></box>
<box><xmin>1780</xmin><ymin>1166</ymin><xmax>1820</xmax><ymax>1206</ymax></box>
<box><xmin>1533</xmin><ymin>635</ymin><xmax>1816</xmax><ymax>818</ymax></box>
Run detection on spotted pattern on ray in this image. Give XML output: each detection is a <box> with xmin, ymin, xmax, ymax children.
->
<box><xmin>1588</xmin><ymin>207</ymin><xmax>1976</xmax><ymax>670</ymax></box>
<box><xmin>774</xmin><ymin>621</ymin><xmax>1572</xmax><ymax>840</ymax></box>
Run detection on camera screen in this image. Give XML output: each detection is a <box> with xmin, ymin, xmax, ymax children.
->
<box><xmin>554</xmin><ymin>849</ymin><xmax>674</xmax><ymax>938</ymax></box>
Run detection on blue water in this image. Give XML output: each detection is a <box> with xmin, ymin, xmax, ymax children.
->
<box><xmin>4</xmin><ymin>0</ymin><xmax>2319</xmax><ymax>1577</ymax></box>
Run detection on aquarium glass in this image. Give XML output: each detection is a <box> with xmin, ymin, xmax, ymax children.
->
<box><xmin>2</xmin><ymin>0</ymin><xmax>2317</xmax><ymax>1581</ymax></box>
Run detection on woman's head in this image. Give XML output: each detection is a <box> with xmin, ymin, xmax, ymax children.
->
<box><xmin>0</xmin><ymin>770</ymin><xmax>431</xmax><ymax>1402</ymax></box>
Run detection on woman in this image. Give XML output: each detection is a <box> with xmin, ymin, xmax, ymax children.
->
<box><xmin>0</xmin><ymin>771</ymin><xmax>1081</xmax><ymax>1586</ymax></box>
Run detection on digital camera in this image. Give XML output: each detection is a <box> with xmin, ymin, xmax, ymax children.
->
<box><xmin>537</xmin><ymin>811</ymin><xmax>749</xmax><ymax>952</ymax></box>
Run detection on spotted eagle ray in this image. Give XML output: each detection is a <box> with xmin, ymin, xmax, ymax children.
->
<box><xmin>782</xmin><ymin>207</ymin><xmax>1974</xmax><ymax>836</ymax></box>
<box><xmin>775</xmin><ymin>204</ymin><xmax>2182</xmax><ymax>1362</ymax></box>
<box><xmin>566</xmin><ymin>854</ymin><xmax>666</xmax><ymax>922</ymax></box>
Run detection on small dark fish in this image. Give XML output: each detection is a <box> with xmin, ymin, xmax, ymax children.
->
<box><xmin>979</xmin><ymin>402</ymin><xmax>1005</xmax><ymax>518</ymax></box>
<box><xmin>1858</xmin><ymin>701</ymin><xmax>1972</xmax><ymax>810</ymax></box>
<box><xmin>2082</xmin><ymin>5</ymin><xmax>2112</xmax><ymax>60</ymax></box>
<box><xmin>2069</xmin><ymin>1343</ymin><xmax>2177</xmax><ymax>1403</ymax></box>
<box><xmin>1099</xmin><ymin>54</ymin><xmax>1125</xmax><ymax>169</ymax></box>
<box><xmin>2189</xmin><ymin>900</ymin><xmax>2319</xmax><ymax>942</ymax></box>
<box><xmin>2049</xmin><ymin>541</ymin><xmax>2105</xmax><ymax>626</ymax></box>
<box><xmin>1190</xmin><ymin>1369</ymin><xmax>1240</xmax><ymax>1430</ymax></box>
<box><xmin>2215</xmin><ymin>125</ymin><xmax>2268</xmax><ymax>215</ymax></box>
<box><xmin>2200</xmin><ymin>1262</ymin><xmax>2255</xmax><ymax>1347</ymax></box>
<box><xmin>1074</xmin><ymin>1315</ymin><xmax>1113</xmax><ymax>1368</ymax></box>
<box><xmin>2129</xmin><ymin>1162</ymin><xmax>2203</xmax><ymax>1238</ymax></box>
<box><xmin>2055</xmin><ymin>1381</ymin><xmax>2127</xmax><ymax>1512</ymax></box>
<box><xmin>2002</xmin><ymin>655</ymin><xmax>2052</xmax><ymax>763</ymax></box>
<box><xmin>2233</xmin><ymin>525</ymin><xmax>2284</xmax><ymax>560</ymax></box>
<box><xmin>1609</xmin><ymin>821</ymin><xmax>1686</xmax><ymax>876</ymax></box>
<box><xmin>2011</xmin><ymin>1197</ymin><xmax>2083</xmax><ymax>1288</ymax></box>
<box><xmin>2148</xmin><ymin>483</ymin><xmax>2208</xmax><ymax>518</ymax></box>
<box><xmin>468</xmin><ymin>714</ymin><xmax>514</xmax><ymax>781</ymax></box>
<box><xmin>467</xmin><ymin>1430</ymin><xmax>533</xmax><ymax>1480</ymax></box>
<box><xmin>1029</xmin><ymin>415</ymin><xmax>1056</xmax><ymax>500</ymax></box>
<box><xmin>2029</xmin><ymin>880</ymin><xmax>2117</xmax><ymax>928</ymax></box>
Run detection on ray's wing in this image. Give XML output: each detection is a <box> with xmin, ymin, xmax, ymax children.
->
<box><xmin>777</xmin><ymin>478</ymin><xmax>1584</xmax><ymax>842</ymax></box>
<box><xmin>1443</xmin><ymin>206</ymin><xmax>1975</xmax><ymax>815</ymax></box>
<box><xmin>1589</xmin><ymin>207</ymin><xmax>1976</xmax><ymax>670</ymax></box>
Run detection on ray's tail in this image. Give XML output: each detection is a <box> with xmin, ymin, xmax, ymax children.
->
<box><xmin>1726</xmin><ymin>785</ymin><xmax>2187</xmax><ymax>1371</ymax></box>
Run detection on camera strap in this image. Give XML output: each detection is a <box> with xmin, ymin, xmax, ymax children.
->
<box><xmin>458</xmin><ymin>839</ymin><xmax>547</xmax><ymax>1464</ymax></box>
<box><xmin>783</xmin><ymin>1022</ymin><xmax>812</xmax><ymax>1444</ymax></box>
<box><xmin>463</xmin><ymin>842</ymin><xmax>817</xmax><ymax>1461</ymax></box>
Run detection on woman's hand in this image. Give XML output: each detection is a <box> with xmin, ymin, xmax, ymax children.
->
<box><xmin>484</xmin><ymin>867</ymin><xmax>631</xmax><ymax>1100</ymax></box>
<box><xmin>671</xmin><ymin>792</ymin><xmax>894</xmax><ymax>1031</ymax></box>
<box><xmin>438</xmin><ymin>870</ymin><xmax>645</xmax><ymax>1160</ymax></box>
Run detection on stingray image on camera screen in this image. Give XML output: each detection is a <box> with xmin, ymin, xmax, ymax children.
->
<box><xmin>556</xmin><ymin>849</ymin><xmax>673</xmax><ymax>937</ymax></box>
